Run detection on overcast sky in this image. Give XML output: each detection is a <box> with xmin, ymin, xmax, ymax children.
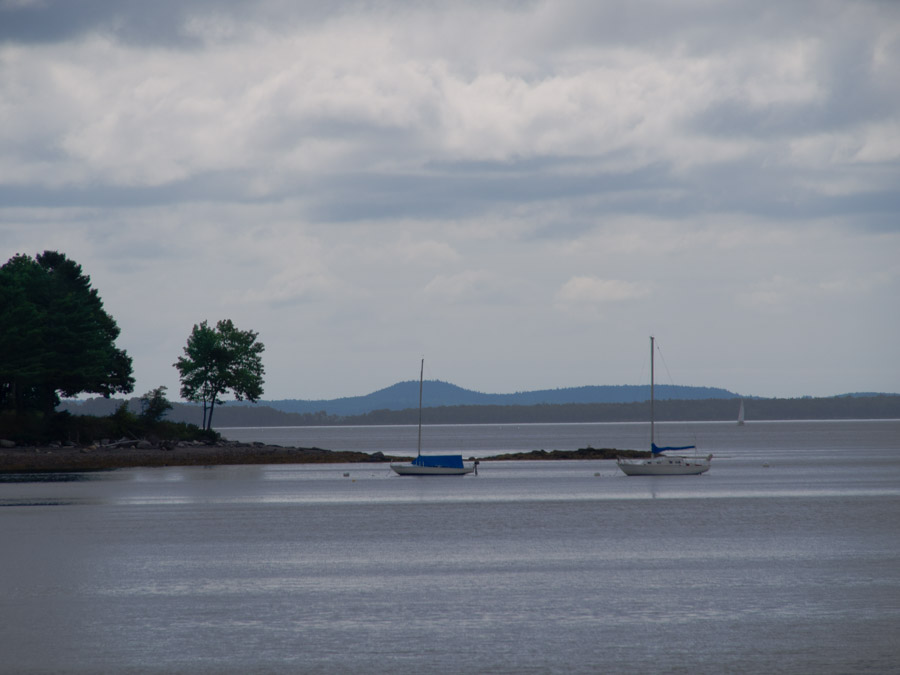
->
<box><xmin>2</xmin><ymin>0</ymin><xmax>898</xmax><ymax>401</ymax></box>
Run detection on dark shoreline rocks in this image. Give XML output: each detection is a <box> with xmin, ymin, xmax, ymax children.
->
<box><xmin>0</xmin><ymin>440</ymin><xmax>404</xmax><ymax>473</ymax></box>
<box><xmin>0</xmin><ymin>440</ymin><xmax>646</xmax><ymax>474</ymax></box>
<box><xmin>483</xmin><ymin>447</ymin><xmax>646</xmax><ymax>461</ymax></box>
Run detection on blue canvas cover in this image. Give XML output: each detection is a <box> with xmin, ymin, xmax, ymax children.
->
<box><xmin>651</xmin><ymin>443</ymin><xmax>696</xmax><ymax>455</ymax></box>
<box><xmin>411</xmin><ymin>455</ymin><xmax>465</xmax><ymax>468</ymax></box>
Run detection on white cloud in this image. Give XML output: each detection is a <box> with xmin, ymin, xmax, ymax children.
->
<box><xmin>556</xmin><ymin>276</ymin><xmax>650</xmax><ymax>306</ymax></box>
<box><xmin>391</xmin><ymin>237</ymin><xmax>461</xmax><ymax>267</ymax></box>
<box><xmin>737</xmin><ymin>275</ymin><xmax>798</xmax><ymax>312</ymax></box>
<box><xmin>4</xmin><ymin>2</ymin><xmax>892</xmax><ymax>193</ymax></box>
<box><xmin>231</xmin><ymin>269</ymin><xmax>338</xmax><ymax>306</ymax></box>
<box><xmin>853</xmin><ymin>121</ymin><xmax>900</xmax><ymax>164</ymax></box>
<box><xmin>422</xmin><ymin>269</ymin><xmax>520</xmax><ymax>304</ymax></box>
<box><xmin>1</xmin><ymin>0</ymin><xmax>899</xmax><ymax>399</ymax></box>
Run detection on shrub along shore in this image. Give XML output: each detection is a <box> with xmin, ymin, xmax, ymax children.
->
<box><xmin>0</xmin><ymin>439</ymin><xmax>642</xmax><ymax>473</ymax></box>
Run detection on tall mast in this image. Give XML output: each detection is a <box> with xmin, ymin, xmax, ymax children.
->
<box><xmin>417</xmin><ymin>358</ymin><xmax>424</xmax><ymax>457</ymax></box>
<box><xmin>650</xmin><ymin>336</ymin><xmax>655</xmax><ymax>448</ymax></box>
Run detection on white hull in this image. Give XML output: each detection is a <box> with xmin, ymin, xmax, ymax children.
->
<box><xmin>617</xmin><ymin>455</ymin><xmax>711</xmax><ymax>476</ymax></box>
<box><xmin>390</xmin><ymin>463</ymin><xmax>476</xmax><ymax>476</ymax></box>
<box><xmin>616</xmin><ymin>337</ymin><xmax>712</xmax><ymax>477</ymax></box>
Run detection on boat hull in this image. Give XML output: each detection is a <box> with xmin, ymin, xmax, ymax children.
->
<box><xmin>390</xmin><ymin>463</ymin><xmax>475</xmax><ymax>476</ymax></box>
<box><xmin>617</xmin><ymin>455</ymin><xmax>711</xmax><ymax>476</ymax></box>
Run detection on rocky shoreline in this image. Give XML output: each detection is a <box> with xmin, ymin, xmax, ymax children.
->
<box><xmin>0</xmin><ymin>438</ymin><xmax>644</xmax><ymax>473</ymax></box>
<box><xmin>0</xmin><ymin>439</ymin><xmax>404</xmax><ymax>473</ymax></box>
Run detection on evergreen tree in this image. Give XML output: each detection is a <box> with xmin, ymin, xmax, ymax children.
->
<box><xmin>0</xmin><ymin>251</ymin><xmax>134</xmax><ymax>413</ymax></box>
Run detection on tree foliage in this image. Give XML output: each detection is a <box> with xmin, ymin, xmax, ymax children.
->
<box><xmin>174</xmin><ymin>319</ymin><xmax>265</xmax><ymax>430</ymax></box>
<box><xmin>0</xmin><ymin>251</ymin><xmax>134</xmax><ymax>413</ymax></box>
<box><xmin>140</xmin><ymin>385</ymin><xmax>173</xmax><ymax>423</ymax></box>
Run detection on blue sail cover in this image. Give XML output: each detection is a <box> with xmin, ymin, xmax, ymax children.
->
<box><xmin>411</xmin><ymin>455</ymin><xmax>465</xmax><ymax>468</ymax></box>
<box><xmin>651</xmin><ymin>443</ymin><xmax>696</xmax><ymax>455</ymax></box>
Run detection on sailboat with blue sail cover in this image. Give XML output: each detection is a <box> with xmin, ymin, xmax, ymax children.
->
<box><xmin>390</xmin><ymin>360</ymin><xmax>477</xmax><ymax>476</ymax></box>
<box><xmin>616</xmin><ymin>337</ymin><xmax>712</xmax><ymax>476</ymax></box>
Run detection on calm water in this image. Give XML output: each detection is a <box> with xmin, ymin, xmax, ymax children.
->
<box><xmin>2</xmin><ymin>420</ymin><xmax>899</xmax><ymax>674</ymax></box>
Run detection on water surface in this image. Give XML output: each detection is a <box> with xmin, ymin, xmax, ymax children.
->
<box><xmin>2</xmin><ymin>420</ymin><xmax>898</xmax><ymax>673</ymax></box>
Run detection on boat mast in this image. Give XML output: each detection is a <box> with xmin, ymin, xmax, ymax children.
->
<box><xmin>650</xmin><ymin>336</ymin><xmax>655</xmax><ymax>448</ymax></box>
<box><xmin>417</xmin><ymin>358</ymin><xmax>424</xmax><ymax>458</ymax></box>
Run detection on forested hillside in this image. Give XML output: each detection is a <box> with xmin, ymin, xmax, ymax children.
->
<box><xmin>238</xmin><ymin>381</ymin><xmax>739</xmax><ymax>416</ymax></box>
<box><xmin>59</xmin><ymin>394</ymin><xmax>900</xmax><ymax>427</ymax></box>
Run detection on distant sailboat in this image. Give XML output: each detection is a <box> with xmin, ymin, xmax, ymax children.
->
<box><xmin>390</xmin><ymin>360</ymin><xmax>477</xmax><ymax>476</ymax></box>
<box><xmin>616</xmin><ymin>337</ymin><xmax>712</xmax><ymax>476</ymax></box>
<box><xmin>737</xmin><ymin>399</ymin><xmax>745</xmax><ymax>426</ymax></box>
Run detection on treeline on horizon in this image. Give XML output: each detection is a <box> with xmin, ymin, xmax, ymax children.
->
<box><xmin>60</xmin><ymin>394</ymin><xmax>900</xmax><ymax>428</ymax></box>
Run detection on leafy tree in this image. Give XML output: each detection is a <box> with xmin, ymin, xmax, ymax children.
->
<box><xmin>174</xmin><ymin>319</ymin><xmax>265</xmax><ymax>430</ymax></box>
<box><xmin>0</xmin><ymin>251</ymin><xmax>134</xmax><ymax>413</ymax></box>
<box><xmin>140</xmin><ymin>385</ymin><xmax>173</xmax><ymax>423</ymax></box>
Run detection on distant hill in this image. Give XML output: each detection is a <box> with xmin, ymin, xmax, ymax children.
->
<box><xmin>58</xmin><ymin>381</ymin><xmax>900</xmax><ymax>429</ymax></box>
<box><xmin>58</xmin><ymin>392</ymin><xmax>900</xmax><ymax>427</ymax></box>
<box><xmin>257</xmin><ymin>381</ymin><xmax>739</xmax><ymax>416</ymax></box>
<box><xmin>58</xmin><ymin>381</ymin><xmax>737</xmax><ymax>426</ymax></box>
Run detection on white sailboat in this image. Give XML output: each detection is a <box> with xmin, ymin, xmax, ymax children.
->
<box><xmin>737</xmin><ymin>399</ymin><xmax>745</xmax><ymax>425</ymax></box>
<box><xmin>616</xmin><ymin>337</ymin><xmax>712</xmax><ymax>476</ymax></box>
<box><xmin>390</xmin><ymin>360</ymin><xmax>477</xmax><ymax>476</ymax></box>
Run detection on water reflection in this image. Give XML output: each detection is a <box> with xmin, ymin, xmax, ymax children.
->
<box><xmin>0</xmin><ymin>471</ymin><xmax>108</xmax><ymax>483</ymax></box>
<box><xmin>0</xmin><ymin>498</ymin><xmax>83</xmax><ymax>507</ymax></box>
<box><xmin>2</xmin><ymin>454</ymin><xmax>899</xmax><ymax>510</ymax></box>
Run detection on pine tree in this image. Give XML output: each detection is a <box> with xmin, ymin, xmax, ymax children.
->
<box><xmin>0</xmin><ymin>251</ymin><xmax>134</xmax><ymax>413</ymax></box>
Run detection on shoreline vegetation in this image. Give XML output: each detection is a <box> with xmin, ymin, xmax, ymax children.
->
<box><xmin>60</xmin><ymin>393</ymin><xmax>900</xmax><ymax>426</ymax></box>
<box><xmin>0</xmin><ymin>440</ymin><xmax>644</xmax><ymax>474</ymax></box>
<box><xmin>6</xmin><ymin>394</ymin><xmax>897</xmax><ymax>474</ymax></box>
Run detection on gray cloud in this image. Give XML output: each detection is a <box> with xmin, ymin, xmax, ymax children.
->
<box><xmin>1</xmin><ymin>0</ymin><xmax>204</xmax><ymax>45</ymax></box>
<box><xmin>1</xmin><ymin>0</ymin><xmax>898</xmax><ymax>399</ymax></box>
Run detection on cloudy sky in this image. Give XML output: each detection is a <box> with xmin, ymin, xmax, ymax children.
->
<box><xmin>2</xmin><ymin>0</ymin><xmax>898</xmax><ymax>402</ymax></box>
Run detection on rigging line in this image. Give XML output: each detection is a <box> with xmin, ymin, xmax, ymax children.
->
<box><xmin>637</xmin><ymin>354</ymin><xmax>648</xmax><ymax>389</ymax></box>
<box><xmin>655</xmin><ymin>339</ymin><xmax>678</xmax><ymax>388</ymax></box>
